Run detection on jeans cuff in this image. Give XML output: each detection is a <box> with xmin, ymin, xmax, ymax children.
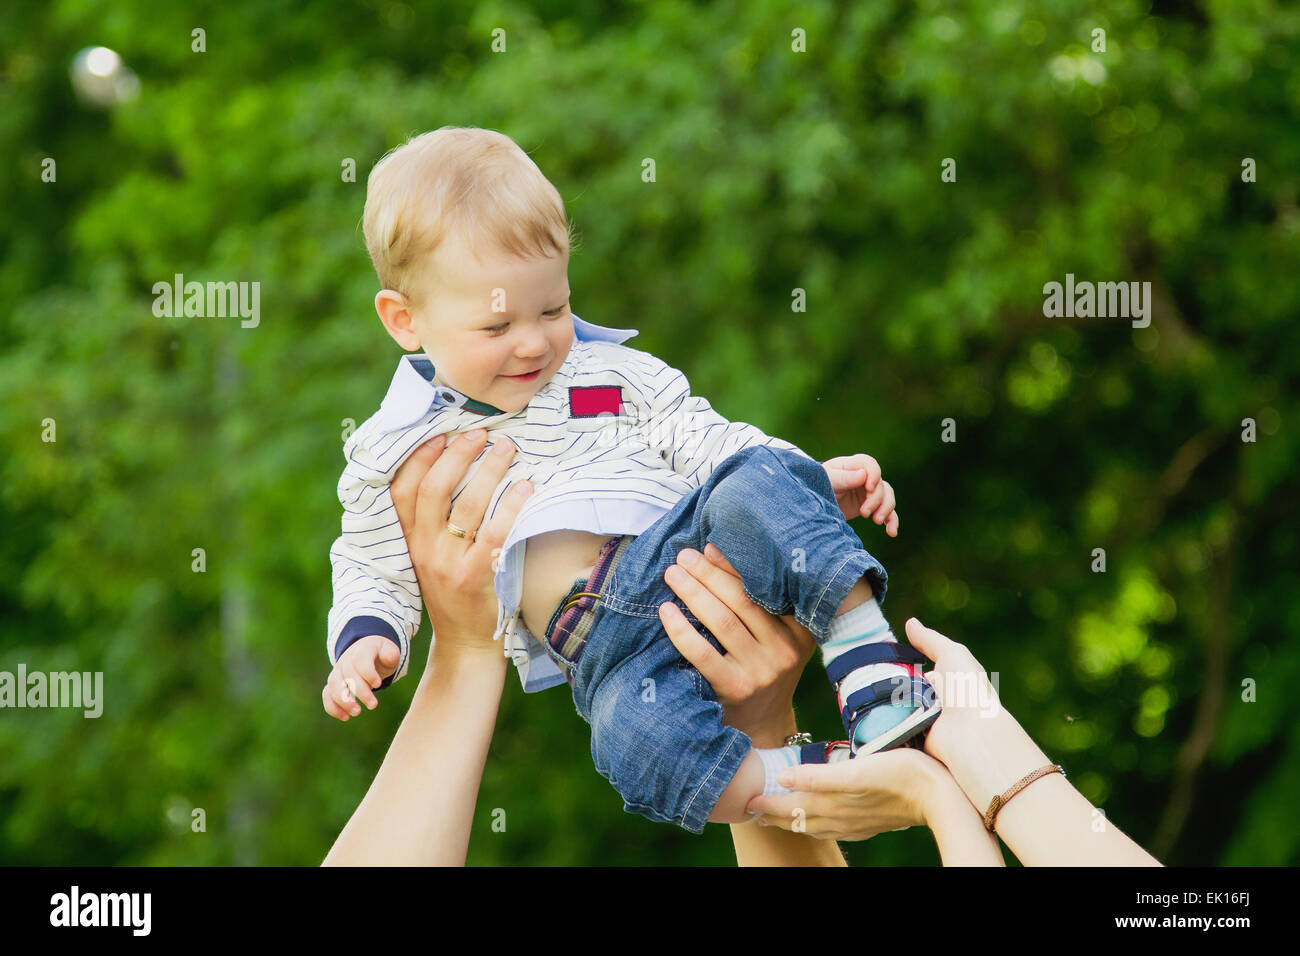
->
<box><xmin>808</xmin><ymin>550</ymin><xmax>877</xmax><ymax>641</ymax></box>
<box><xmin>678</xmin><ymin>727</ymin><xmax>752</xmax><ymax>835</ymax></box>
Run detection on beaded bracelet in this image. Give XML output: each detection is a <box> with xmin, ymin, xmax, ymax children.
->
<box><xmin>983</xmin><ymin>764</ymin><xmax>1066</xmax><ymax>832</ymax></box>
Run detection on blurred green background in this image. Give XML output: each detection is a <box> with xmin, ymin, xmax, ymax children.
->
<box><xmin>2</xmin><ymin>0</ymin><xmax>1297</xmax><ymax>866</ymax></box>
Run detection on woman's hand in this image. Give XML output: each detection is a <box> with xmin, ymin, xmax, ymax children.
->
<box><xmin>742</xmin><ymin>747</ymin><xmax>1005</xmax><ymax>865</ymax></box>
<box><xmin>729</xmin><ymin>616</ymin><xmax>1006</xmax><ymax>847</ymax></box>
<box><xmin>744</xmin><ymin>746</ymin><xmax>948</xmax><ymax>839</ymax></box>
<box><xmin>390</xmin><ymin>428</ymin><xmax>534</xmax><ymax>663</ymax></box>
<box><xmin>901</xmin><ymin>617</ymin><xmax>1034</xmax><ymax>811</ymax></box>
<box><xmin>657</xmin><ymin>541</ymin><xmax>815</xmax><ymax>747</ymax></box>
<box><xmin>902</xmin><ymin>618</ymin><xmax>1160</xmax><ymax>866</ymax></box>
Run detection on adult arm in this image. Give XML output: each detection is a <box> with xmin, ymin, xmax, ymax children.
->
<box><xmin>323</xmin><ymin>430</ymin><xmax>533</xmax><ymax>866</ymax></box>
<box><xmin>905</xmin><ymin>618</ymin><xmax>1162</xmax><ymax>867</ymax></box>
<box><xmin>741</xmin><ymin>616</ymin><xmax>1162</xmax><ymax>866</ymax></box>
<box><xmin>658</xmin><ymin>541</ymin><xmax>846</xmax><ymax>866</ymax></box>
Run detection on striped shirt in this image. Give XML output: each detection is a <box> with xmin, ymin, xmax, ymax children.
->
<box><xmin>327</xmin><ymin>314</ymin><xmax>810</xmax><ymax>693</ymax></box>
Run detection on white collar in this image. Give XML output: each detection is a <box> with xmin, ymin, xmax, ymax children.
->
<box><xmin>371</xmin><ymin>313</ymin><xmax>638</xmax><ymax>433</ymax></box>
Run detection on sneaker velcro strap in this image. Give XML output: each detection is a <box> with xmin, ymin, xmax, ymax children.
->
<box><xmin>841</xmin><ymin>676</ymin><xmax>937</xmax><ymax>730</ymax></box>
<box><xmin>800</xmin><ymin>741</ymin><xmax>830</xmax><ymax>765</ymax></box>
<box><xmin>825</xmin><ymin>643</ymin><xmax>928</xmax><ymax>688</ymax></box>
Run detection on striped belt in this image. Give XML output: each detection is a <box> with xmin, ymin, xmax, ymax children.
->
<box><xmin>543</xmin><ymin>534</ymin><xmax>633</xmax><ymax>676</ymax></box>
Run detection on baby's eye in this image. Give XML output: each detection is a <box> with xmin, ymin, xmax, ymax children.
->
<box><xmin>485</xmin><ymin>304</ymin><xmax>566</xmax><ymax>333</ymax></box>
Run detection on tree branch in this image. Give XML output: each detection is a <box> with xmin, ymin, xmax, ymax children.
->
<box><xmin>1149</xmin><ymin>487</ymin><xmax>1241</xmax><ymax>859</ymax></box>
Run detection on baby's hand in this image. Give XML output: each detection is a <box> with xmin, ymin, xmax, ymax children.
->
<box><xmin>822</xmin><ymin>454</ymin><xmax>899</xmax><ymax>536</ymax></box>
<box><xmin>322</xmin><ymin>635</ymin><xmax>401</xmax><ymax>721</ymax></box>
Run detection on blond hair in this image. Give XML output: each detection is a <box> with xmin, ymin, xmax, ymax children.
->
<box><xmin>362</xmin><ymin>126</ymin><xmax>574</xmax><ymax>299</ymax></box>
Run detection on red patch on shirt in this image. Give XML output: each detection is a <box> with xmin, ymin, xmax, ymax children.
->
<box><xmin>569</xmin><ymin>385</ymin><xmax>623</xmax><ymax>418</ymax></box>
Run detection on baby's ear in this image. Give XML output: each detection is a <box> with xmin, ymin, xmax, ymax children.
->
<box><xmin>375</xmin><ymin>289</ymin><xmax>422</xmax><ymax>350</ymax></box>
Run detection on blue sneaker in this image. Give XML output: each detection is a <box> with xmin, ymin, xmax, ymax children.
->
<box><xmin>825</xmin><ymin>642</ymin><xmax>943</xmax><ymax>754</ymax></box>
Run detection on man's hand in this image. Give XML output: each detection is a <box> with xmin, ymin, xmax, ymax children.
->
<box><xmin>822</xmin><ymin>454</ymin><xmax>899</xmax><ymax>535</ymax></box>
<box><xmin>322</xmin><ymin>634</ymin><xmax>402</xmax><ymax>721</ymax></box>
<box><xmin>658</xmin><ymin>542</ymin><xmax>815</xmax><ymax>747</ymax></box>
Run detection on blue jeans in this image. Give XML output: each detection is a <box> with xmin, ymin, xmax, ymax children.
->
<box><xmin>540</xmin><ymin>444</ymin><xmax>888</xmax><ymax>834</ymax></box>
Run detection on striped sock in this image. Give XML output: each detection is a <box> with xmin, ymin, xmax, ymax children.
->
<box><xmin>755</xmin><ymin>744</ymin><xmax>853</xmax><ymax>795</ymax></box>
<box><xmin>755</xmin><ymin>746</ymin><xmax>801</xmax><ymax>795</ymax></box>
<box><xmin>821</xmin><ymin>596</ymin><xmax>916</xmax><ymax>749</ymax></box>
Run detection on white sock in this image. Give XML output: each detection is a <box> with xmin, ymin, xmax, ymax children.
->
<box><xmin>755</xmin><ymin>746</ymin><xmax>801</xmax><ymax>795</ymax></box>
<box><xmin>755</xmin><ymin>743</ymin><xmax>853</xmax><ymax>796</ymax></box>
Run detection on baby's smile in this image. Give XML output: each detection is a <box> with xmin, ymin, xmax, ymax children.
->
<box><xmin>500</xmin><ymin>367</ymin><xmax>544</xmax><ymax>382</ymax></box>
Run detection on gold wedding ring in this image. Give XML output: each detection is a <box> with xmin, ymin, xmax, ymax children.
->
<box><xmin>446</xmin><ymin>520</ymin><xmax>475</xmax><ymax>541</ymax></box>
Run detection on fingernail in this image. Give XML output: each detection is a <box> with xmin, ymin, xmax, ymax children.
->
<box><xmin>677</xmin><ymin>549</ymin><xmax>699</xmax><ymax>567</ymax></box>
<box><xmin>467</xmin><ymin>428</ymin><xmax>487</xmax><ymax>440</ymax></box>
<box><xmin>492</xmin><ymin>438</ymin><xmax>513</xmax><ymax>456</ymax></box>
<box><xmin>777</xmin><ymin>771</ymin><xmax>794</xmax><ymax>787</ymax></box>
<box><xmin>517</xmin><ymin>479</ymin><xmax>533</xmax><ymax>494</ymax></box>
<box><xmin>665</xmin><ymin>565</ymin><xmax>683</xmax><ymax>583</ymax></box>
<box><xmin>703</xmin><ymin>542</ymin><xmax>722</xmax><ymax>561</ymax></box>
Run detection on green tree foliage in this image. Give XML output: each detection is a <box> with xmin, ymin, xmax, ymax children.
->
<box><xmin>1</xmin><ymin>0</ymin><xmax>1296</xmax><ymax>865</ymax></box>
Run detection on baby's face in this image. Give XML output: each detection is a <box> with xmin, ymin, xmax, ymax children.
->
<box><xmin>408</xmin><ymin>237</ymin><xmax>574</xmax><ymax>415</ymax></box>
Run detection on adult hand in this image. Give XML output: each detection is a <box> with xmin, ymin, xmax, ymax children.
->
<box><xmin>323</xmin><ymin>428</ymin><xmax>535</xmax><ymax>866</ymax></box>
<box><xmin>904</xmin><ymin>617</ymin><xmax>1065</xmax><ymax>819</ymax></box>
<box><xmin>390</xmin><ymin>428</ymin><xmax>534</xmax><ymax>662</ymax></box>
<box><xmin>743</xmin><ymin>746</ymin><xmax>952</xmax><ymax>840</ymax></box>
<box><xmin>658</xmin><ymin>541</ymin><xmax>815</xmax><ymax>747</ymax></box>
<box><xmin>902</xmin><ymin>618</ymin><xmax>1160</xmax><ymax>866</ymax></box>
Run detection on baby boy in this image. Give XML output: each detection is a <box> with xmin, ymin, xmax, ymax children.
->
<box><xmin>323</xmin><ymin>127</ymin><xmax>940</xmax><ymax>832</ymax></box>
